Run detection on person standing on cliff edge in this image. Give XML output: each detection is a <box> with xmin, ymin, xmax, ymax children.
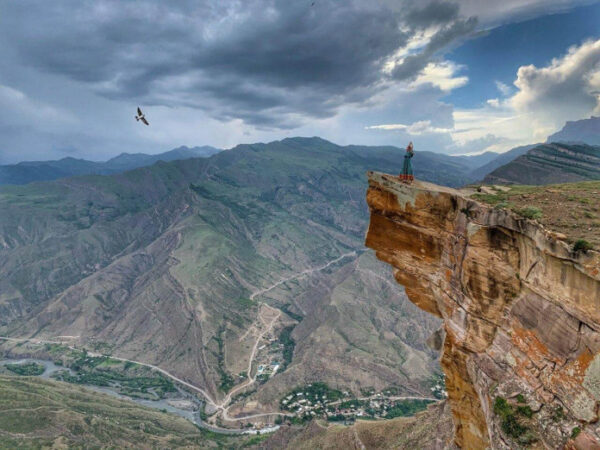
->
<box><xmin>400</xmin><ymin>142</ymin><xmax>414</xmax><ymax>183</ymax></box>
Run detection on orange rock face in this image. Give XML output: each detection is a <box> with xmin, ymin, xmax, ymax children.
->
<box><xmin>365</xmin><ymin>172</ymin><xmax>600</xmax><ymax>449</ymax></box>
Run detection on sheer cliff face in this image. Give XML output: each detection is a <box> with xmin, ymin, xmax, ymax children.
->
<box><xmin>365</xmin><ymin>172</ymin><xmax>600</xmax><ymax>449</ymax></box>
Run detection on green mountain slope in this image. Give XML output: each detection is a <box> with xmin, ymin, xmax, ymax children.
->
<box><xmin>483</xmin><ymin>143</ymin><xmax>600</xmax><ymax>185</ymax></box>
<box><xmin>0</xmin><ymin>376</ymin><xmax>250</xmax><ymax>448</ymax></box>
<box><xmin>0</xmin><ymin>137</ymin><xmax>449</xmax><ymax>418</ymax></box>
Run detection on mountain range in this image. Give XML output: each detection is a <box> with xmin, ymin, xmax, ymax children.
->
<box><xmin>0</xmin><ymin>140</ymin><xmax>532</xmax><ymax>188</ymax></box>
<box><xmin>0</xmin><ymin>145</ymin><xmax>220</xmax><ymax>185</ymax></box>
<box><xmin>1</xmin><ymin>131</ymin><xmax>598</xmax><ymax>445</ymax></box>
<box><xmin>1</xmin><ymin>137</ymin><xmax>453</xmax><ymax>419</ymax></box>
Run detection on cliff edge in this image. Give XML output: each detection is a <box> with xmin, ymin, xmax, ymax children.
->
<box><xmin>365</xmin><ymin>172</ymin><xmax>600</xmax><ymax>449</ymax></box>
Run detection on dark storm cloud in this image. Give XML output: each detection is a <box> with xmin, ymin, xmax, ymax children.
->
<box><xmin>392</xmin><ymin>17</ymin><xmax>477</xmax><ymax>81</ymax></box>
<box><xmin>1</xmin><ymin>0</ymin><xmax>476</xmax><ymax>128</ymax></box>
<box><xmin>406</xmin><ymin>1</ymin><xmax>460</xmax><ymax>27</ymax></box>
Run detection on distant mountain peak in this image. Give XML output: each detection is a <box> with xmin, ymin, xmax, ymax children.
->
<box><xmin>547</xmin><ymin>116</ymin><xmax>600</xmax><ymax>145</ymax></box>
<box><xmin>281</xmin><ymin>136</ymin><xmax>337</xmax><ymax>145</ymax></box>
<box><xmin>1</xmin><ymin>145</ymin><xmax>222</xmax><ymax>186</ymax></box>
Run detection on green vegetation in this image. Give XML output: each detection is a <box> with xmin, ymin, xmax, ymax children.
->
<box><xmin>52</xmin><ymin>367</ymin><xmax>176</xmax><ymax>400</ymax></box>
<box><xmin>516</xmin><ymin>405</ymin><xmax>533</xmax><ymax>418</ymax></box>
<box><xmin>460</xmin><ymin>206</ymin><xmax>474</xmax><ymax>218</ymax></box>
<box><xmin>45</xmin><ymin>352</ymin><xmax>176</xmax><ymax>400</ymax></box>
<box><xmin>493</xmin><ymin>396</ymin><xmax>511</xmax><ymax>416</ymax></box>
<box><xmin>278</xmin><ymin>325</ymin><xmax>296</xmax><ymax>372</ymax></box>
<box><xmin>327</xmin><ymin>414</ymin><xmax>347</xmax><ymax>422</ymax></box>
<box><xmin>329</xmin><ymin>397</ymin><xmax>432</xmax><ymax>420</ymax></box>
<box><xmin>471</xmin><ymin>192</ymin><xmax>506</xmax><ymax>205</ymax></box>
<box><xmin>230</xmin><ymin>388</ymin><xmax>256</xmax><ymax>405</ymax></box>
<box><xmin>256</xmin><ymin>373</ymin><xmax>270</xmax><ymax>384</ymax></box>
<box><xmin>571</xmin><ymin>426</ymin><xmax>582</xmax><ymax>439</ymax></box>
<box><xmin>516</xmin><ymin>206</ymin><xmax>543</xmax><ymax>220</ymax></box>
<box><xmin>551</xmin><ymin>405</ymin><xmax>565</xmax><ymax>422</ymax></box>
<box><xmin>516</xmin><ymin>393</ymin><xmax>526</xmax><ymax>404</ymax></box>
<box><xmin>235</xmin><ymin>297</ymin><xmax>255</xmax><ymax>309</ymax></box>
<box><xmin>5</xmin><ymin>362</ymin><xmax>45</xmax><ymax>376</ymax></box>
<box><xmin>240</xmin><ymin>433</ymin><xmax>272</xmax><ymax>448</ymax></box>
<box><xmin>573</xmin><ymin>239</ymin><xmax>593</xmax><ymax>253</ymax></box>
<box><xmin>493</xmin><ymin>396</ymin><xmax>536</xmax><ymax>443</ymax></box>
<box><xmin>494</xmin><ymin>201</ymin><xmax>511</xmax><ymax>210</ymax></box>
<box><xmin>213</xmin><ymin>326</ymin><xmax>235</xmax><ymax>392</ymax></box>
<box><xmin>385</xmin><ymin>399</ymin><xmax>433</xmax><ymax>419</ymax></box>
<box><xmin>280</xmin><ymin>382</ymin><xmax>343</xmax><ymax>412</ymax></box>
<box><xmin>280</xmin><ymin>304</ymin><xmax>304</xmax><ymax>322</ymax></box>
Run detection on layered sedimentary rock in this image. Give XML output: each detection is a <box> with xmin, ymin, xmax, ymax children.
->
<box><xmin>483</xmin><ymin>143</ymin><xmax>600</xmax><ymax>185</ymax></box>
<box><xmin>365</xmin><ymin>172</ymin><xmax>600</xmax><ymax>449</ymax></box>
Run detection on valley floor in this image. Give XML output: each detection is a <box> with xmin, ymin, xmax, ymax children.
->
<box><xmin>1</xmin><ymin>250</ymin><xmax>440</xmax><ymax>432</ymax></box>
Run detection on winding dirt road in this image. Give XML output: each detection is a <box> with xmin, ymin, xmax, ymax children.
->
<box><xmin>0</xmin><ymin>251</ymin><xmax>367</xmax><ymax>426</ymax></box>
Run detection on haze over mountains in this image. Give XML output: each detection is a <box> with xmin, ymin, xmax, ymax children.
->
<box><xmin>0</xmin><ymin>140</ymin><xmax>529</xmax><ymax>188</ymax></box>
<box><xmin>4</xmin><ymin>115</ymin><xmax>598</xmax><ymax>188</ymax></box>
<box><xmin>547</xmin><ymin>116</ymin><xmax>600</xmax><ymax>145</ymax></box>
<box><xmin>1</xmin><ymin>137</ymin><xmax>452</xmax><ymax>417</ymax></box>
<box><xmin>0</xmin><ymin>146</ymin><xmax>220</xmax><ymax>185</ymax></box>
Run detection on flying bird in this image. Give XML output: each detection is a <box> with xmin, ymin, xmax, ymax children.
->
<box><xmin>135</xmin><ymin>107</ymin><xmax>149</xmax><ymax>126</ymax></box>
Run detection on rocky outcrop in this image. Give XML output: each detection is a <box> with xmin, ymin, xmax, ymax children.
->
<box><xmin>365</xmin><ymin>172</ymin><xmax>600</xmax><ymax>449</ymax></box>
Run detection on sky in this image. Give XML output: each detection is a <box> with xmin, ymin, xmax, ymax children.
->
<box><xmin>0</xmin><ymin>0</ymin><xmax>599</xmax><ymax>163</ymax></box>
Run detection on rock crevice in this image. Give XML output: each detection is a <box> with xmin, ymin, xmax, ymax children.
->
<box><xmin>365</xmin><ymin>172</ymin><xmax>600</xmax><ymax>449</ymax></box>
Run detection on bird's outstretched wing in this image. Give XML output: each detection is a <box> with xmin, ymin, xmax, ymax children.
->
<box><xmin>141</xmin><ymin>117</ymin><xmax>149</xmax><ymax>125</ymax></box>
<box><xmin>137</xmin><ymin>107</ymin><xmax>143</xmax><ymax>116</ymax></box>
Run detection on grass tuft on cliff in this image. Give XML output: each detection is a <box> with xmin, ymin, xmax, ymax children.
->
<box><xmin>573</xmin><ymin>239</ymin><xmax>594</xmax><ymax>253</ymax></box>
<box><xmin>493</xmin><ymin>396</ymin><xmax>537</xmax><ymax>444</ymax></box>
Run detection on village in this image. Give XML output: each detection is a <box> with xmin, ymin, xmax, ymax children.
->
<box><xmin>279</xmin><ymin>382</ymin><xmax>442</xmax><ymax>424</ymax></box>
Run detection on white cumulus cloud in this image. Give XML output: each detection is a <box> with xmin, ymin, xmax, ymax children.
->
<box><xmin>411</xmin><ymin>61</ymin><xmax>469</xmax><ymax>92</ymax></box>
<box><xmin>495</xmin><ymin>81</ymin><xmax>512</xmax><ymax>96</ymax></box>
<box><xmin>510</xmin><ymin>38</ymin><xmax>600</xmax><ymax>135</ymax></box>
<box><xmin>366</xmin><ymin>120</ymin><xmax>452</xmax><ymax>134</ymax></box>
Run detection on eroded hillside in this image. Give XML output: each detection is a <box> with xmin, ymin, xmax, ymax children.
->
<box><xmin>365</xmin><ymin>172</ymin><xmax>600</xmax><ymax>449</ymax></box>
<box><xmin>0</xmin><ymin>139</ymin><xmax>453</xmax><ymax>425</ymax></box>
<box><xmin>0</xmin><ymin>376</ymin><xmax>251</xmax><ymax>448</ymax></box>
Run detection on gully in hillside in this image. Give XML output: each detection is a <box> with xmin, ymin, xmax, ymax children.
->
<box><xmin>400</xmin><ymin>142</ymin><xmax>414</xmax><ymax>183</ymax></box>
